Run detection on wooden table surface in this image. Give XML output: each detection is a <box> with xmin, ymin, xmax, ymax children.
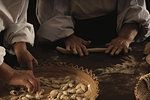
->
<box><xmin>1</xmin><ymin>41</ymin><xmax>150</xmax><ymax>100</ymax></box>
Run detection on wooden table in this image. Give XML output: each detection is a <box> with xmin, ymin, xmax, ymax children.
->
<box><xmin>1</xmin><ymin>41</ymin><xmax>150</xmax><ymax>100</ymax></box>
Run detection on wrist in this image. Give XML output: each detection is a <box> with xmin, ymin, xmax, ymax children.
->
<box><xmin>13</xmin><ymin>42</ymin><xmax>27</xmax><ymax>53</ymax></box>
<box><xmin>118</xmin><ymin>23</ymin><xmax>138</xmax><ymax>42</ymax></box>
<box><xmin>0</xmin><ymin>63</ymin><xmax>15</xmax><ymax>83</ymax></box>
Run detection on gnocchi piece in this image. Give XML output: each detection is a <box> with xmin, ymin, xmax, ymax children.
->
<box><xmin>76</xmin><ymin>96</ymin><xmax>82</xmax><ymax>100</ymax></box>
<box><xmin>75</xmin><ymin>83</ymin><xmax>88</xmax><ymax>92</ymax></box>
<box><xmin>68</xmin><ymin>83</ymin><xmax>74</xmax><ymax>88</ymax></box>
<box><xmin>65</xmin><ymin>76</ymin><xmax>71</xmax><ymax>79</ymax></box>
<box><xmin>51</xmin><ymin>84</ymin><xmax>61</xmax><ymax>89</ymax></box>
<box><xmin>51</xmin><ymin>80</ymin><xmax>58</xmax><ymax>84</ymax></box>
<box><xmin>46</xmin><ymin>84</ymin><xmax>51</xmax><ymax>87</ymax></box>
<box><xmin>60</xmin><ymin>94</ymin><xmax>64</xmax><ymax>99</ymax></box>
<box><xmin>35</xmin><ymin>89</ymin><xmax>45</xmax><ymax>99</ymax></box>
<box><xmin>49</xmin><ymin>90</ymin><xmax>59</xmax><ymax>98</ymax></box>
<box><xmin>25</xmin><ymin>94</ymin><xmax>35</xmax><ymax>99</ymax></box>
<box><xmin>81</xmin><ymin>84</ymin><xmax>88</xmax><ymax>92</ymax></box>
<box><xmin>19</xmin><ymin>94</ymin><xmax>26</xmax><ymax>99</ymax></box>
<box><xmin>68</xmin><ymin>80</ymin><xmax>75</xmax><ymax>84</ymax></box>
<box><xmin>82</xmin><ymin>97</ymin><xmax>89</xmax><ymax>100</ymax></box>
<box><xmin>57</xmin><ymin>92</ymin><xmax>63</xmax><ymax>99</ymax></box>
<box><xmin>61</xmin><ymin>84</ymin><xmax>69</xmax><ymax>91</ymax></box>
<box><xmin>10</xmin><ymin>90</ymin><xmax>18</xmax><ymax>96</ymax></box>
<box><xmin>63</xmin><ymin>91</ymin><xmax>69</xmax><ymax>95</ymax></box>
<box><xmin>21</xmin><ymin>97</ymin><xmax>29</xmax><ymax>100</ymax></box>
<box><xmin>10</xmin><ymin>96</ymin><xmax>19</xmax><ymax>100</ymax></box>
<box><xmin>63</xmin><ymin>96</ymin><xmax>70</xmax><ymax>99</ymax></box>
<box><xmin>76</xmin><ymin>88</ymin><xmax>84</xmax><ymax>94</ymax></box>
<box><xmin>70</xmin><ymin>94</ymin><xmax>77</xmax><ymax>99</ymax></box>
<box><xmin>76</xmin><ymin>83</ymin><xmax>84</xmax><ymax>89</ymax></box>
<box><xmin>35</xmin><ymin>94</ymin><xmax>44</xmax><ymax>100</ymax></box>
<box><xmin>19</xmin><ymin>88</ymin><xmax>27</xmax><ymax>93</ymax></box>
<box><xmin>67</xmin><ymin>88</ymin><xmax>76</xmax><ymax>94</ymax></box>
<box><xmin>38</xmin><ymin>89</ymin><xmax>45</xmax><ymax>95</ymax></box>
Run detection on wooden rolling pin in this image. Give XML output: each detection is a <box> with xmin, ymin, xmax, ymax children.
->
<box><xmin>56</xmin><ymin>46</ymin><xmax>107</xmax><ymax>54</ymax></box>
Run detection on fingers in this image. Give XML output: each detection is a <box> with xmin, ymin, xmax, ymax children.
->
<box><xmin>71</xmin><ymin>45</ymin><xmax>89</xmax><ymax>56</ymax></box>
<box><xmin>28</xmin><ymin>78</ymin><xmax>37</xmax><ymax>93</ymax></box>
<box><xmin>24</xmin><ymin>73</ymin><xmax>40</xmax><ymax>93</ymax></box>
<box><xmin>105</xmin><ymin>44</ymin><xmax>129</xmax><ymax>55</ymax></box>
<box><xmin>105</xmin><ymin>45</ymin><xmax>113</xmax><ymax>54</ymax></box>
<box><xmin>23</xmin><ymin>78</ymin><xmax>40</xmax><ymax>93</ymax></box>
<box><xmin>28</xmin><ymin>78</ymin><xmax>40</xmax><ymax>93</ymax></box>
<box><xmin>72</xmin><ymin>46</ymin><xmax>78</xmax><ymax>55</ymax></box>
<box><xmin>22</xmin><ymin>79</ymin><xmax>33</xmax><ymax>93</ymax></box>
<box><xmin>81</xmin><ymin>45</ymin><xmax>88</xmax><ymax>55</ymax></box>
<box><xmin>66</xmin><ymin>44</ymin><xmax>71</xmax><ymax>51</ymax></box>
<box><xmin>28</xmin><ymin>71</ymin><xmax>40</xmax><ymax>93</ymax></box>
<box><xmin>124</xmin><ymin>46</ymin><xmax>128</xmax><ymax>54</ymax></box>
<box><xmin>65</xmin><ymin>35</ymin><xmax>90</xmax><ymax>56</ymax></box>
<box><xmin>110</xmin><ymin>47</ymin><xmax>118</xmax><ymax>55</ymax></box>
<box><xmin>66</xmin><ymin>43</ymin><xmax>88</xmax><ymax>56</ymax></box>
<box><xmin>76</xmin><ymin>46</ymin><xmax>84</xmax><ymax>56</ymax></box>
<box><xmin>115</xmin><ymin>48</ymin><xmax>122</xmax><ymax>55</ymax></box>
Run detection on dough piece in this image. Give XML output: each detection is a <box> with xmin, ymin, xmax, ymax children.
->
<box><xmin>49</xmin><ymin>90</ymin><xmax>59</xmax><ymax>98</ymax></box>
<box><xmin>10</xmin><ymin>90</ymin><xmax>18</xmax><ymax>96</ymax></box>
<box><xmin>146</xmin><ymin>54</ymin><xmax>150</xmax><ymax>65</ymax></box>
<box><xmin>10</xmin><ymin>96</ymin><xmax>19</xmax><ymax>100</ymax></box>
<box><xmin>144</xmin><ymin>42</ymin><xmax>150</xmax><ymax>55</ymax></box>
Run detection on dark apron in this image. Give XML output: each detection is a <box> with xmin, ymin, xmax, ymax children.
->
<box><xmin>74</xmin><ymin>11</ymin><xmax>117</xmax><ymax>45</ymax></box>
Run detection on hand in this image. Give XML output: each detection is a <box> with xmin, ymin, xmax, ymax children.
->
<box><xmin>105</xmin><ymin>37</ymin><xmax>131</xmax><ymax>55</ymax></box>
<box><xmin>9</xmin><ymin>70</ymin><xmax>40</xmax><ymax>93</ymax></box>
<box><xmin>14</xmin><ymin>42</ymin><xmax>38</xmax><ymax>70</ymax></box>
<box><xmin>105</xmin><ymin>23</ymin><xmax>138</xmax><ymax>55</ymax></box>
<box><xmin>65</xmin><ymin>35</ymin><xmax>91</xmax><ymax>56</ymax></box>
<box><xmin>0</xmin><ymin>63</ymin><xmax>40</xmax><ymax>93</ymax></box>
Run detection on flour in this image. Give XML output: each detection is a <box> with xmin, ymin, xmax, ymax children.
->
<box><xmin>95</xmin><ymin>55</ymin><xmax>138</xmax><ymax>75</ymax></box>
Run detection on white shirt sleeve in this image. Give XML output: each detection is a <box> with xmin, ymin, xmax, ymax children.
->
<box><xmin>36</xmin><ymin>0</ymin><xmax>74</xmax><ymax>42</ymax></box>
<box><xmin>0</xmin><ymin>0</ymin><xmax>34</xmax><ymax>53</ymax></box>
<box><xmin>0</xmin><ymin>46</ymin><xmax>6</xmax><ymax>65</ymax></box>
<box><xmin>117</xmin><ymin>0</ymin><xmax>150</xmax><ymax>42</ymax></box>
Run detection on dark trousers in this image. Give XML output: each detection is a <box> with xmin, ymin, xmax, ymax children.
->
<box><xmin>74</xmin><ymin>12</ymin><xmax>118</xmax><ymax>45</ymax></box>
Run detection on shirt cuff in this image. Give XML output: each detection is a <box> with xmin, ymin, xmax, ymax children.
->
<box><xmin>0</xmin><ymin>46</ymin><xmax>6</xmax><ymax>65</ymax></box>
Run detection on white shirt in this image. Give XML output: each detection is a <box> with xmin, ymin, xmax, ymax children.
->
<box><xmin>0</xmin><ymin>0</ymin><xmax>34</xmax><ymax>65</ymax></box>
<box><xmin>36</xmin><ymin>0</ymin><xmax>150</xmax><ymax>42</ymax></box>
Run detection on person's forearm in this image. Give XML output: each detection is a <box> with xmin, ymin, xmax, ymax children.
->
<box><xmin>13</xmin><ymin>42</ymin><xmax>27</xmax><ymax>54</ymax></box>
<box><xmin>0</xmin><ymin>63</ymin><xmax>15</xmax><ymax>82</ymax></box>
<box><xmin>118</xmin><ymin>23</ymin><xmax>138</xmax><ymax>42</ymax></box>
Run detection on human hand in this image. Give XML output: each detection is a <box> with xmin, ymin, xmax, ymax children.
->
<box><xmin>0</xmin><ymin>63</ymin><xmax>40</xmax><ymax>93</ymax></box>
<box><xmin>105</xmin><ymin>23</ymin><xmax>138</xmax><ymax>55</ymax></box>
<box><xmin>65</xmin><ymin>35</ymin><xmax>91</xmax><ymax>56</ymax></box>
<box><xmin>8</xmin><ymin>70</ymin><xmax>40</xmax><ymax>93</ymax></box>
<box><xmin>14</xmin><ymin>42</ymin><xmax>38</xmax><ymax>70</ymax></box>
<box><xmin>105</xmin><ymin>37</ymin><xmax>131</xmax><ymax>55</ymax></box>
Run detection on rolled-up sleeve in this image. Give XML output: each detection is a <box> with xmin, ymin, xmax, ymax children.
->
<box><xmin>3</xmin><ymin>0</ymin><xmax>34</xmax><ymax>52</ymax></box>
<box><xmin>36</xmin><ymin>0</ymin><xmax>74</xmax><ymax>42</ymax></box>
<box><xmin>0</xmin><ymin>46</ymin><xmax>6</xmax><ymax>65</ymax></box>
<box><xmin>117</xmin><ymin>0</ymin><xmax>150</xmax><ymax>42</ymax></box>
